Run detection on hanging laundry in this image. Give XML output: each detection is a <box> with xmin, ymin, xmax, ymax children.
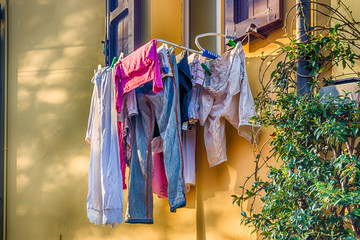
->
<box><xmin>179</xmin><ymin>53</ymin><xmax>206</xmax><ymax>191</ymax></box>
<box><xmin>187</xmin><ymin>53</ymin><xmax>204</xmax><ymax>123</ymax></box>
<box><xmin>114</xmin><ymin>40</ymin><xmax>162</xmax><ymax>189</ymax></box>
<box><xmin>85</xmin><ymin>67</ymin><xmax>123</xmax><ymax>227</ymax></box>
<box><xmin>115</xmin><ymin>39</ymin><xmax>163</xmax><ymax>114</ymax></box>
<box><xmin>118</xmin><ymin>89</ymin><xmax>138</xmax><ymax>166</ymax></box>
<box><xmin>151</xmin><ymin>137</ymin><xmax>168</xmax><ymax>198</ymax></box>
<box><xmin>157</xmin><ymin>43</ymin><xmax>174</xmax><ymax>78</ymax></box>
<box><xmin>199</xmin><ymin>43</ymin><xmax>261</xmax><ymax>167</ymax></box>
<box><xmin>188</xmin><ymin>53</ymin><xmax>205</xmax><ymax>88</ymax></box>
<box><xmin>176</xmin><ymin>51</ymin><xmax>193</xmax><ymax>125</ymax></box>
<box><xmin>117</xmin><ymin>121</ymin><xmax>127</xmax><ymax>190</ymax></box>
<box><xmin>125</xmin><ymin>49</ymin><xmax>186</xmax><ymax>224</ymax></box>
<box><xmin>182</xmin><ymin>126</ymin><xmax>196</xmax><ymax>192</ymax></box>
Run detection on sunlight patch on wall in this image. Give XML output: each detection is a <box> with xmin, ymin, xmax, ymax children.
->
<box><xmin>17</xmin><ymin>88</ymin><xmax>32</xmax><ymax>111</ymax></box>
<box><xmin>42</xmin><ymin>164</ymin><xmax>66</xmax><ymax>192</ymax></box>
<box><xmin>67</xmin><ymin>155</ymin><xmax>88</xmax><ymax>177</ymax></box>
<box><xmin>17</xmin><ymin>174</ymin><xmax>30</xmax><ymax>193</ymax></box>
<box><xmin>63</xmin><ymin>10</ymin><xmax>98</xmax><ymax>27</ymax></box>
<box><xmin>19</xmin><ymin>50</ymin><xmax>55</xmax><ymax>73</ymax></box>
<box><xmin>17</xmin><ymin>155</ymin><xmax>34</xmax><ymax>172</ymax></box>
<box><xmin>42</xmin><ymin>71</ymin><xmax>74</xmax><ymax>86</ymax></box>
<box><xmin>58</xmin><ymin>29</ymin><xmax>85</xmax><ymax>46</ymax></box>
<box><xmin>16</xmin><ymin>204</ymin><xmax>28</xmax><ymax>216</ymax></box>
<box><xmin>227</xmin><ymin>165</ymin><xmax>238</xmax><ymax>193</ymax></box>
<box><xmin>36</xmin><ymin>88</ymin><xmax>68</xmax><ymax>104</ymax></box>
<box><xmin>41</xmin><ymin>181</ymin><xmax>57</xmax><ymax>192</ymax></box>
<box><xmin>48</xmin><ymin>46</ymin><xmax>86</xmax><ymax>69</ymax></box>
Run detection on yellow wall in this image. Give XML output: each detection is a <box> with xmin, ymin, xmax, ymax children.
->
<box><xmin>190</xmin><ymin>1</ymin><xmax>296</xmax><ymax>239</ymax></box>
<box><xmin>6</xmin><ymin>0</ymin><xmax>106</xmax><ymax>239</ymax></box>
<box><xmin>150</xmin><ymin>0</ymin><xmax>182</xmax><ymax>44</ymax></box>
<box><xmin>331</xmin><ymin>0</ymin><xmax>360</xmax><ymax>79</ymax></box>
<box><xmin>6</xmin><ymin>0</ymin><xmax>195</xmax><ymax>240</ymax></box>
<box><xmin>6</xmin><ymin>0</ymin><xmax>360</xmax><ymax>240</ymax></box>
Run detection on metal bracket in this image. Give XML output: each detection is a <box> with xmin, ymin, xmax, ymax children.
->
<box><xmin>246</xmin><ymin>23</ymin><xmax>267</xmax><ymax>40</ymax></box>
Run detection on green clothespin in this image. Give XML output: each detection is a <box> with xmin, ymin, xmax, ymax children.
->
<box><xmin>201</xmin><ymin>63</ymin><xmax>211</xmax><ymax>76</ymax></box>
<box><xmin>110</xmin><ymin>56</ymin><xmax>117</xmax><ymax>68</ymax></box>
<box><xmin>228</xmin><ymin>39</ymin><xmax>236</xmax><ymax>47</ymax></box>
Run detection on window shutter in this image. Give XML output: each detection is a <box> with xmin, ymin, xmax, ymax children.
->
<box><xmin>251</xmin><ymin>0</ymin><xmax>270</xmax><ymax>18</ymax></box>
<box><xmin>106</xmin><ymin>0</ymin><xmax>140</xmax><ymax>66</ymax></box>
<box><xmin>225</xmin><ymin>0</ymin><xmax>282</xmax><ymax>43</ymax></box>
<box><xmin>234</xmin><ymin>0</ymin><xmax>249</xmax><ymax>24</ymax></box>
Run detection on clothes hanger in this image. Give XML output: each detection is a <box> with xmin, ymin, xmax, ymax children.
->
<box><xmin>195</xmin><ymin>27</ymin><xmax>267</xmax><ymax>52</ymax></box>
<box><xmin>195</xmin><ymin>32</ymin><xmax>236</xmax><ymax>52</ymax></box>
<box><xmin>157</xmin><ymin>39</ymin><xmax>202</xmax><ymax>55</ymax></box>
<box><xmin>157</xmin><ymin>39</ymin><xmax>220</xmax><ymax>60</ymax></box>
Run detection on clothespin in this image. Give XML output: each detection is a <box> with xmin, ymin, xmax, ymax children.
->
<box><xmin>110</xmin><ymin>57</ymin><xmax>117</xmax><ymax>68</ymax></box>
<box><xmin>202</xmin><ymin>49</ymin><xmax>219</xmax><ymax>60</ymax></box>
<box><xmin>228</xmin><ymin>39</ymin><xmax>236</xmax><ymax>47</ymax></box>
<box><xmin>201</xmin><ymin>63</ymin><xmax>211</xmax><ymax>76</ymax></box>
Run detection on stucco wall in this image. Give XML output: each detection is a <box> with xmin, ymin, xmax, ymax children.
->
<box><xmin>6</xmin><ymin>0</ymin><xmax>196</xmax><ymax>240</ymax></box>
<box><xmin>7</xmin><ymin>0</ymin><xmax>359</xmax><ymax>240</ymax></box>
<box><xmin>331</xmin><ymin>0</ymin><xmax>360</xmax><ymax>79</ymax></box>
<box><xmin>190</xmin><ymin>1</ymin><xmax>296</xmax><ymax>239</ymax></box>
<box><xmin>6</xmin><ymin>0</ymin><xmax>106</xmax><ymax>239</ymax></box>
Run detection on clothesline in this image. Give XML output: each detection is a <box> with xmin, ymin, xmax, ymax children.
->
<box><xmin>157</xmin><ymin>39</ymin><xmax>202</xmax><ymax>55</ymax></box>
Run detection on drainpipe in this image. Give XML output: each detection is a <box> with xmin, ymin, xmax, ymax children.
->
<box><xmin>0</xmin><ymin>1</ymin><xmax>7</xmax><ymax>239</ymax></box>
<box><xmin>296</xmin><ymin>0</ymin><xmax>311</xmax><ymax>96</ymax></box>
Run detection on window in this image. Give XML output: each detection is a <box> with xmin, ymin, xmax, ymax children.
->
<box><xmin>105</xmin><ymin>0</ymin><xmax>140</xmax><ymax>66</ymax></box>
<box><xmin>225</xmin><ymin>0</ymin><xmax>283</xmax><ymax>43</ymax></box>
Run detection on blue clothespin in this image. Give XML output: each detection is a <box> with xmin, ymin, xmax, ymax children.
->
<box><xmin>202</xmin><ymin>49</ymin><xmax>220</xmax><ymax>60</ymax></box>
<box><xmin>163</xmin><ymin>66</ymin><xmax>169</xmax><ymax>73</ymax></box>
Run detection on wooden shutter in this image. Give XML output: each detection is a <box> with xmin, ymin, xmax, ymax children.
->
<box><xmin>225</xmin><ymin>0</ymin><xmax>283</xmax><ymax>42</ymax></box>
<box><xmin>105</xmin><ymin>0</ymin><xmax>140</xmax><ymax>65</ymax></box>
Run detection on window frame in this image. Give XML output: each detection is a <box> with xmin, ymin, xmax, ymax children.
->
<box><xmin>105</xmin><ymin>0</ymin><xmax>141</xmax><ymax>66</ymax></box>
<box><xmin>225</xmin><ymin>0</ymin><xmax>283</xmax><ymax>43</ymax></box>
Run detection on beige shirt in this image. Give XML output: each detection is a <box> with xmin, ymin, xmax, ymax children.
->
<box><xmin>199</xmin><ymin>43</ymin><xmax>261</xmax><ymax>167</ymax></box>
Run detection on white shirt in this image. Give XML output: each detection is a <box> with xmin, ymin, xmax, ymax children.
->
<box><xmin>86</xmin><ymin>67</ymin><xmax>123</xmax><ymax>226</ymax></box>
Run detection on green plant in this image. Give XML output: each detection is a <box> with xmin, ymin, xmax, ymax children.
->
<box><xmin>233</xmin><ymin>1</ymin><xmax>360</xmax><ymax>239</ymax></box>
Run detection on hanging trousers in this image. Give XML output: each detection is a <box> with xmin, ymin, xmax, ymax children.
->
<box><xmin>125</xmin><ymin>52</ymin><xmax>186</xmax><ymax>224</ymax></box>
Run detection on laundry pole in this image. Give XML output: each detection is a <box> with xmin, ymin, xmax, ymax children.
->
<box><xmin>296</xmin><ymin>0</ymin><xmax>311</xmax><ymax>96</ymax></box>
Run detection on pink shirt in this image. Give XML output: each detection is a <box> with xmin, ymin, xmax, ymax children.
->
<box><xmin>115</xmin><ymin>39</ymin><xmax>163</xmax><ymax>112</ymax></box>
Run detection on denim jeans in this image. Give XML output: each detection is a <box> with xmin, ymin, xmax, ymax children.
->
<box><xmin>125</xmin><ymin>52</ymin><xmax>186</xmax><ymax>224</ymax></box>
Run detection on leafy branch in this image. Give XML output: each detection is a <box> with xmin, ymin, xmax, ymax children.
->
<box><xmin>233</xmin><ymin>1</ymin><xmax>360</xmax><ymax>239</ymax></box>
